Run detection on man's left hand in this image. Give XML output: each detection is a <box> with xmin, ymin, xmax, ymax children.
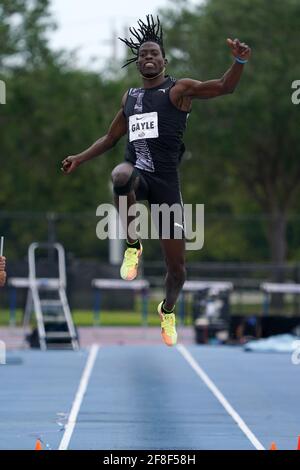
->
<box><xmin>227</xmin><ymin>38</ymin><xmax>251</xmax><ymax>61</ymax></box>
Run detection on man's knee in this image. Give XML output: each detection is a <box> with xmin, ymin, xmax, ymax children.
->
<box><xmin>111</xmin><ymin>165</ymin><xmax>138</xmax><ymax>196</ymax></box>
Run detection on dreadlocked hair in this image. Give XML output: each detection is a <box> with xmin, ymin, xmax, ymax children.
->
<box><xmin>119</xmin><ymin>14</ymin><xmax>165</xmax><ymax>68</ymax></box>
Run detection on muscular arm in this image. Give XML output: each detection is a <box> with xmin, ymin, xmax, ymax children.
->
<box><xmin>178</xmin><ymin>61</ymin><xmax>246</xmax><ymax>99</ymax></box>
<box><xmin>62</xmin><ymin>92</ymin><xmax>128</xmax><ymax>173</ymax></box>
<box><xmin>173</xmin><ymin>38</ymin><xmax>251</xmax><ymax>101</ymax></box>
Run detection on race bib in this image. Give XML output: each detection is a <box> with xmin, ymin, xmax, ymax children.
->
<box><xmin>129</xmin><ymin>112</ymin><xmax>159</xmax><ymax>142</ymax></box>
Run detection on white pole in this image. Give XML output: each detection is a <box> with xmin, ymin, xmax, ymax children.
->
<box><xmin>108</xmin><ymin>208</ymin><xmax>124</xmax><ymax>265</ymax></box>
<box><xmin>0</xmin><ymin>236</ymin><xmax>4</xmax><ymax>256</ymax></box>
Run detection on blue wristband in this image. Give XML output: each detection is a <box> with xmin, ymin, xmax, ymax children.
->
<box><xmin>236</xmin><ymin>57</ymin><xmax>248</xmax><ymax>64</ymax></box>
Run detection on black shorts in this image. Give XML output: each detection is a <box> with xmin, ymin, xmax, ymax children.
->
<box><xmin>134</xmin><ymin>168</ymin><xmax>185</xmax><ymax>239</ymax></box>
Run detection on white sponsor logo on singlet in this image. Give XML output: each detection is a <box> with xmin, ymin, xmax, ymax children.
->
<box><xmin>129</xmin><ymin>112</ymin><xmax>159</xmax><ymax>142</ymax></box>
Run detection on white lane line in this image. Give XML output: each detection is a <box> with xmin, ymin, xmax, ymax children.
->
<box><xmin>176</xmin><ymin>344</ymin><xmax>265</xmax><ymax>450</ymax></box>
<box><xmin>59</xmin><ymin>344</ymin><xmax>99</xmax><ymax>450</ymax></box>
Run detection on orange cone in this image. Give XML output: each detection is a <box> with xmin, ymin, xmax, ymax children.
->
<box><xmin>35</xmin><ymin>439</ymin><xmax>42</xmax><ymax>451</ymax></box>
<box><xmin>297</xmin><ymin>436</ymin><xmax>300</xmax><ymax>450</ymax></box>
<box><xmin>270</xmin><ymin>442</ymin><xmax>277</xmax><ymax>450</ymax></box>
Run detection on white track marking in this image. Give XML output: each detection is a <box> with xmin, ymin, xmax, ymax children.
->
<box><xmin>59</xmin><ymin>344</ymin><xmax>99</xmax><ymax>450</ymax></box>
<box><xmin>176</xmin><ymin>344</ymin><xmax>265</xmax><ymax>450</ymax></box>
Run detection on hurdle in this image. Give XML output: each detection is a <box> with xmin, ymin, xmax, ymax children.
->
<box><xmin>261</xmin><ymin>282</ymin><xmax>300</xmax><ymax>315</ymax></box>
<box><xmin>92</xmin><ymin>278</ymin><xmax>150</xmax><ymax>326</ymax></box>
<box><xmin>179</xmin><ymin>280</ymin><xmax>234</xmax><ymax>324</ymax></box>
<box><xmin>8</xmin><ymin>278</ymin><xmax>63</xmax><ymax>327</ymax></box>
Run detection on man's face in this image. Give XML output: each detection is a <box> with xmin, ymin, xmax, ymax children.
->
<box><xmin>137</xmin><ymin>41</ymin><xmax>166</xmax><ymax>77</ymax></box>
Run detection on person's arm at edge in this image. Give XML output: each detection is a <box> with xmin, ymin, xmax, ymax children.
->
<box><xmin>0</xmin><ymin>256</ymin><xmax>6</xmax><ymax>287</ymax></box>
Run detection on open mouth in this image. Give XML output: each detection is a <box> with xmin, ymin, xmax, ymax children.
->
<box><xmin>144</xmin><ymin>62</ymin><xmax>155</xmax><ymax>68</ymax></box>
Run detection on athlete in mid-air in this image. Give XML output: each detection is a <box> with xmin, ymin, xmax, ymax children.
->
<box><xmin>62</xmin><ymin>15</ymin><xmax>251</xmax><ymax>346</ymax></box>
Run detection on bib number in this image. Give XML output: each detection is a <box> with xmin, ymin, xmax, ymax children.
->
<box><xmin>129</xmin><ymin>112</ymin><xmax>159</xmax><ymax>142</ymax></box>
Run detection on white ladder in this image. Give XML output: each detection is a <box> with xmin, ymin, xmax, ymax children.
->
<box><xmin>23</xmin><ymin>242</ymin><xmax>79</xmax><ymax>351</ymax></box>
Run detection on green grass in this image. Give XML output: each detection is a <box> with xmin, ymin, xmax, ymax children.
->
<box><xmin>74</xmin><ymin>310</ymin><xmax>161</xmax><ymax>326</ymax></box>
<box><xmin>1</xmin><ymin>302</ymin><xmax>297</xmax><ymax>327</ymax></box>
<box><xmin>0</xmin><ymin>309</ymin><xmax>23</xmax><ymax>326</ymax></box>
<box><xmin>0</xmin><ymin>298</ymin><xmax>193</xmax><ymax>327</ymax></box>
<box><xmin>0</xmin><ymin>308</ymin><xmax>192</xmax><ymax>327</ymax></box>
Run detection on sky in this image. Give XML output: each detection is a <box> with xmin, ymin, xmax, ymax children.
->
<box><xmin>49</xmin><ymin>0</ymin><xmax>200</xmax><ymax>70</ymax></box>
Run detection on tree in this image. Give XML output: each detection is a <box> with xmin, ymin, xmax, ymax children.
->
<box><xmin>0</xmin><ymin>1</ymin><xmax>127</xmax><ymax>259</ymax></box>
<box><xmin>0</xmin><ymin>0</ymin><xmax>56</xmax><ymax>70</ymax></box>
<box><xmin>161</xmin><ymin>0</ymin><xmax>300</xmax><ymax>267</ymax></box>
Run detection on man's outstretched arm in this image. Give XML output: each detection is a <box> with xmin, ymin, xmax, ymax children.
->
<box><xmin>176</xmin><ymin>38</ymin><xmax>251</xmax><ymax>100</ymax></box>
<box><xmin>62</xmin><ymin>93</ymin><xmax>128</xmax><ymax>174</ymax></box>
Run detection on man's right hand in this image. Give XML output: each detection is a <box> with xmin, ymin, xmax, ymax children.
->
<box><xmin>61</xmin><ymin>155</ymin><xmax>82</xmax><ymax>174</ymax></box>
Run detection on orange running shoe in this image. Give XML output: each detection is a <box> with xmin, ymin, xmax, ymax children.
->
<box><xmin>120</xmin><ymin>242</ymin><xmax>143</xmax><ymax>281</ymax></box>
<box><xmin>157</xmin><ymin>301</ymin><xmax>177</xmax><ymax>347</ymax></box>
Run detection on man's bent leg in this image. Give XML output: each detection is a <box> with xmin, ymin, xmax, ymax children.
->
<box><xmin>111</xmin><ymin>162</ymin><xmax>143</xmax><ymax>281</ymax></box>
<box><xmin>111</xmin><ymin>162</ymin><xmax>139</xmax><ymax>243</ymax></box>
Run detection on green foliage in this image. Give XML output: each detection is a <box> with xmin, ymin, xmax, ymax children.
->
<box><xmin>1</xmin><ymin>0</ymin><xmax>300</xmax><ymax>263</ymax></box>
<box><xmin>161</xmin><ymin>0</ymin><xmax>300</xmax><ymax>262</ymax></box>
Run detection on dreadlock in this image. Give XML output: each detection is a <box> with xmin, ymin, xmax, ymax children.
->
<box><xmin>119</xmin><ymin>14</ymin><xmax>165</xmax><ymax>68</ymax></box>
